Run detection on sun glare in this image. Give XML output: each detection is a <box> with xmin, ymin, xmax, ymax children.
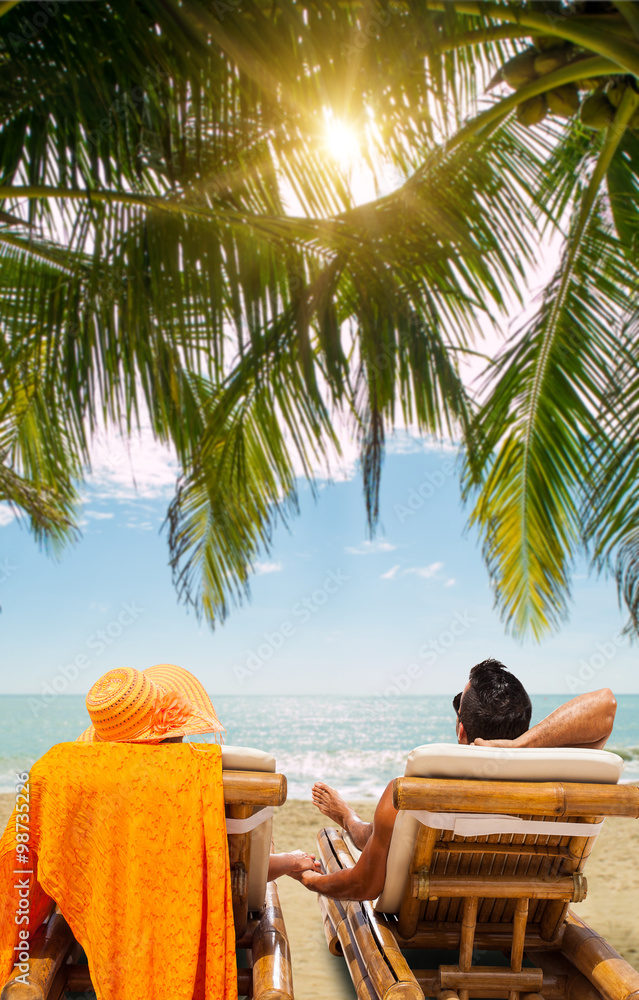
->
<box><xmin>324</xmin><ymin>118</ymin><xmax>360</xmax><ymax>168</ymax></box>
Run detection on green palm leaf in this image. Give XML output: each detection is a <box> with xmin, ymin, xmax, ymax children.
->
<box><xmin>466</xmin><ymin>122</ymin><xmax>639</xmax><ymax>637</ymax></box>
<box><xmin>5</xmin><ymin>0</ymin><xmax>639</xmax><ymax>635</ymax></box>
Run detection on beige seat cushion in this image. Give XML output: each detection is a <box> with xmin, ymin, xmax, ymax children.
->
<box><xmin>222</xmin><ymin>745</ymin><xmax>276</xmax><ymax>911</ymax></box>
<box><xmin>375</xmin><ymin>743</ymin><xmax>624</xmax><ymax>915</ymax></box>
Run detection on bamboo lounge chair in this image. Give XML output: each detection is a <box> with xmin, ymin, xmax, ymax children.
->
<box><xmin>317</xmin><ymin>743</ymin><xmax>639</xmax><ymax>1000</ymax></box>
<box><xmin>0</xmin><ymin>744</ymin><xmax>292</xmax><ymax>1000</ymax></box>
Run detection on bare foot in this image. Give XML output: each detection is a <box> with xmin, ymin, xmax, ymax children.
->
<box><xmin>311</xmin><ymin>782</ymin><xmax>352</xmax><ymax>828</ymax></box>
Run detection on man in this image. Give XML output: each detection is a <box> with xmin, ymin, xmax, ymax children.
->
<box><xmin>297</xmin><ymin>658</ymin><xmax>617</xmax><ymax>902</ymax></box>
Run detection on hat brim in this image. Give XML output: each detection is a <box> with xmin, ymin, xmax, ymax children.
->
<box><xmin>76</xmin><ymin>715</ymin><xmax>224</xmax><ymax>744</ymax></box>
<box><xmin>77</xmin><ymin>663</ymin><xmax>225</xmax><ymax>744</ymax></box>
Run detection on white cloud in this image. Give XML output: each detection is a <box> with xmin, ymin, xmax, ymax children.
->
<box><xmin>345</xmin><ymin>540</ymin><xmax>396</xmax><ymax>556</ymax></box>
<box><xmin>85</xmin><ymin>510</ymin><xmax>114</xmax><ymax>520</ymax></box>
<box><xmin>445</xmin><ymin>578</ymin><xmax>456</xmax><ymax>588</ymax></box>
<box><xmin>386</xmin><ymin>430</ymin><xmax>458</xmax><ymax>456</ymax></box>
<box><xmin>85</xmin><ymin>424</ymin><xmax>178</xmax><ymax>502</ymax></box>
<box><xmin>290</xmin><ymin>405</ymin><xmax>359</xmax><ymax>484</ymax></box>
<box><xmin>405</xmin><ymin>562</ymin><xmax>444</xmax><ymax>579</ymax></box>
<box><xmin>0</xmin><ymin>505</ymin><xmax>15</xmax><ymax>527</ymax></box>
<box><xmin>255</xmin><ymin>561</ymin><xmax>283</xmax><ymax>575</ymax></box>
<box><xmin>381</xmin><ymin>564</ymin><xmax>401</xmax><ymax>580</ymax></box>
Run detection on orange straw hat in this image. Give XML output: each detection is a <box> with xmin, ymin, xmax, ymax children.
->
<box><xmin>76</xmin><ymin>664</ymin><xmax>225</xmax><ymax>744</ymax></box>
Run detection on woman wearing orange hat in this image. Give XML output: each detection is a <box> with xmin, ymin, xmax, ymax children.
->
<box><xmin>78</xmin><ymin>663</ymin><xmax>319</xmax><ymax>880</ymax></box>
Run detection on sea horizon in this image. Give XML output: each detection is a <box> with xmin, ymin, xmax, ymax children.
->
<box><xmin>2</xmin><ymin>693</ymin><xmax>638</xmax><ymax>798</ymax></box>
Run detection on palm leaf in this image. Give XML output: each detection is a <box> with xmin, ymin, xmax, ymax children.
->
<box><xmin>466</xmin><ymin>205</ymin><xmax>638</xmax><ymax>638</ymax></box>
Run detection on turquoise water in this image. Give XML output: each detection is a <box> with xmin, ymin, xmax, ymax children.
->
<box><xmin>1</xmin><ymin>694</ymin><xmax>638</xmax><ymax>798</ymax></box>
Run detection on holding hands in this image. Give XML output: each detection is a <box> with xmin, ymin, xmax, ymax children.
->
<box><xmin>268</xmin><ymin>850</ymin><xmax>322</xmax><ymax>882</ymax></box>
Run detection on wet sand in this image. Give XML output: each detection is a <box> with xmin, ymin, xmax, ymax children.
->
<box><xmin>2</xmin><ymin>794</ymin><xmax>638</xmax><ymax>999</ymax></box>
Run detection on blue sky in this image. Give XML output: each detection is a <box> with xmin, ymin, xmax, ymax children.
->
<box><xmin>0</xmin><ymin>431</ymin><xmax>636</xmax><ymax>697</ymax></box>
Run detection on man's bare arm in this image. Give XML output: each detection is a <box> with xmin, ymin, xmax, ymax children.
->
<box><xmin>293</xmin><ymin>781</ymin><xmax>397</xmax><ymax>901</ymax></box>
<box><xmin>475</xmin><ymin>688</ymin><xmax>617</xmax><ymax>750</ymax></box>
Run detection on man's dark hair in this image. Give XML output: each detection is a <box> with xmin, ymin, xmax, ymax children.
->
<box><xmin>456</xmin><ymin>659</ymin><xmax>532</xmax><ymax>743</ymax></box>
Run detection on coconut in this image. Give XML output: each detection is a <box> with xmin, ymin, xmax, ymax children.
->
<box><xmin>580</xmin><ymin>93</ymin><xmax>616</xmax><ymax>128</ymax></box>
<box><xmin>534</xmin><ymin>35</ymin><xmax>560</xmax><ymax>51</ymax></box>
<box><xmin>516</xmin><ymin>95</ymin><xmax>548</xmax><ymax>127</ymax></box>
<box><xmin>607</xmin><ymin>79</ymin><xmax>626</xmax><ymax>108</ymax></box>
<box><xmin>575</xmin><ymin>79</ymin><xmax>600</xmax><ymax>91</ymax></box>
<box><xmin>501</xmin><ymin>49</ymin><xmax>539</xmax><ymax>89</ymax></box>
<box><xmin>546</xmin><ymin>84</ymin><xmax>581</xmax><ymax>118</ymax></box>
<box><xmin>534</xmin><ymin>47</ymin><xmax>571</xmax><ymax>76</ymax></box>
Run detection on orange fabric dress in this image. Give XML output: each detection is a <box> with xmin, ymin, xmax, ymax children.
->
<box><xmin>0</xmin><ymin>742</ymin><xmax>237</xmax><ymax>1000</ymax></box>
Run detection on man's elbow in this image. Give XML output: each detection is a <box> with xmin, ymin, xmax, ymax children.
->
<box><xmin>598</xmin><ymin>688</ymin><xmax>617</xmax><ymax>740</ymax></box>
<box><xmin>347</xmin><ymin>871</ymin><xmax>386</xmax><ymax>902</ymax></box>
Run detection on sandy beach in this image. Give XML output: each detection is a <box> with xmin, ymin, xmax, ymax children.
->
<box><xmin>272</xmin><ymin>800</ymin><xmax>639</xmax><ymax>997</ymax></box>
<box><xmin>2</xmin><ymin>794</ymin><xmax>638</xmax><ymax>999</ymax></box>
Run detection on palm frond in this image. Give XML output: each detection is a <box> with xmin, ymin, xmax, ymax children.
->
<box><xmin>465</xmin><ymin>205</ymin><xmax>636</xmax><ymax>639</ymax></box>
<box><xmin>0</xmin><ymin>325</ymin><xmax>80</xmax><ymax>551</ymax></box>
<box><xmin>166</xmin><ymin>327</ymin><xmax>336</xmax><ymax>623</ymax></box>
<box><xmin>579</xmin><ymin>308</ymin><xmax>639</xmax><ymax>634</ymax></box>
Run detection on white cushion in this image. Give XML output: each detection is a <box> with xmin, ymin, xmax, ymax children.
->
<box><xmin>222</xmin><ymin>745</ymin><xmax>276</xmax><ymax>910</ymax></box>
<box><xmin>375</xmin><ymin>744</ymin><xmax>624</xmax><ymax>915</ymax></box>
<box><xmin>405</xmin><ymin>743</ymin><xmax>624</xmax><ymax>784</ymax></box>
<box><xmin>222</xmin><ymin>745</ymin><xmax>276</xmax><ymax>773</ymax></box>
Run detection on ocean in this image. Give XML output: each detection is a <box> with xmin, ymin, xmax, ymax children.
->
<box><xmin>1</xmin><ymin>693</ymin><xmax>638</xmax><ymax>798</ymax></box>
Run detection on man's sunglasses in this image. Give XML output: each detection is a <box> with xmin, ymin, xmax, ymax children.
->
<box><xmin>453</xmin><ymin>691</ymin><xmax>462</xmax><ymax>717</ymax></box>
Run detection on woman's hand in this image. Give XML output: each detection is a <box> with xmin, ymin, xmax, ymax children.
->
<box><xmin>267</xmin><ymin>850</ymin><xmax>322</xmax><ymax>881</ymax></box>
<box><xmin>286</xmin><ymin>849</ymin><xmax>322</xmax><ymax>874</ymax></box>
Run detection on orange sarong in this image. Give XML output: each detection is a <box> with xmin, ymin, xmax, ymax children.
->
<box><xmin>0</xmin><ymin>742</ymin><xmax>237</xmax><ymax>1000</ymax></box>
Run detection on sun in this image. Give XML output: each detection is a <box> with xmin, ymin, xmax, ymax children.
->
<box><xmin>324</xmin><ymin>118</ymin><xmax>360</xmax><ymax>168</ymax></box>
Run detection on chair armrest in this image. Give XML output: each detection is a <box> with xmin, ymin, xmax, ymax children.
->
<box><xmin>392</xmin><ymin>777</ymin><xmax>639</xmax><ymax>818</ymax></box>
<box><xmin>223</xmin><ymin>770</ymin><xmax>287</xmax><ymax>807</ymax></box>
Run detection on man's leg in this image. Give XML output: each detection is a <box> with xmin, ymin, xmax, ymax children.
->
<box><xmin>311</xmin><ymin>782</ymin><xmax>373</xmax><ymax>851</ymax></box>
